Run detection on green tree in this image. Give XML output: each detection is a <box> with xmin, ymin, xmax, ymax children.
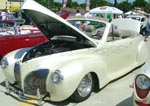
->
<box><xmin>47</xmin><ymin>0</ymin><xmax>54</xmax><ymax>8</ymax></box>
<box><xmin>67</xmin><ymin>0</ymin><xmax>72</xmax><ymax>8</ymax></box>
<box><xmin>72</xmin><ymin>2</ymin><xmax>79</xmax><ymax>8</ymax></box>
<box><xmin>90</xmin><ymin>0</ymin><xmax>97</xmax><ymax>8</ymax></box>
<box><xmin>132</xmin><ymin>0</ymin><xmax>149</xmax><ymax>13</ymax></box>
<box><xmin>79</xmin><ymin>3</ymin><xmax>86</xmax><ymax>10</ymax></box>
<box><xmin>35</xmin><ymin>0</ymin><xmax>45</xmax><ymax>6</ymax></box>
<box><xmin>132</xmin><ymin>0</ymin><xmax>147</xmax><ymax>8</ymax></box>
<box><xmin>148</xmin><ymin>0</ymin><xmax>150</xmax><ymax>12</ymax></box>
<box><xmin>91</xmin><ymin>0</ymin><xmax>111</xmax><ymax>9</ymax></box>
<box><xmin>118</xmin><ymin>1</ymin><xmax>132</xmax><ymax>12</ymax></box>
<box><xmin>114</xmin><ymin>0</ymin><xmax>117</xmax><ymax>7</ymax></box>
<box><xmin>99</xmin><ymin>0</ymin><xmax>110</xmax><ymax>6</ymax></box>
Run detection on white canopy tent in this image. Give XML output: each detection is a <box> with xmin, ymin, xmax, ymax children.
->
<box><xmin>90</xmin><ymin>6</ymin><xmax>123</xmax><ymax>14</ymax></box>
<box><xmin>125</xmin><ymin>11</ymin><xmax>137</xmax><ymax>15</ymax></box>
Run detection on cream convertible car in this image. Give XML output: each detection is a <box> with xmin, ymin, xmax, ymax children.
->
<box><xmin>133</xmin><ymin>61</ymin><xmax>150</xmax><ymax>106</ymax></box>
<box><xmin>1</xmin><ymin>0</ymin><xmax>150</xmax><ymax>105</ymax></box>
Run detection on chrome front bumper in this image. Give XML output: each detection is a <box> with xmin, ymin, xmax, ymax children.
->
<box><xmin>5</xmin><ymin>79</ymin><xmax>50</xmax><ymax>106</ymax></box>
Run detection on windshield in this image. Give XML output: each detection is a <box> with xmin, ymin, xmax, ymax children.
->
<box><xmin>0</xmin><ymin>21</ymin><xmax>15</xmax><ymax>36</ymax></box>
<box><xmin>131</xmin><ymin>17</ymin><xmax>141</xmax><ymax>21</ymax></box>
<box><xmin>0</xmin><ymin>21</ymin><xmax>15</xmax><ymax>28</ymax></box>
<box><xmin>68</xmin><ymin>20</ymin><xmax>106</xmax><ymax>40</ymax></box>
<box><xmin>127</xmin><ymin>16</ymin><xmax>141</xmax><ymax>21</ymax></box>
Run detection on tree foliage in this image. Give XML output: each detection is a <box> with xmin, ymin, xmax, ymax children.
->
<box><xmin>71</xmin><ymin>2</ymin><xmax>79</xmax><ymax>8</ymax></box>
<box><xmin>117</xmin><ymin>1</ymin><xmax>132</xmax><ymax>12</ymax></box>
<box><xmin>67</xmin><ymin>0</ymin><xmax>72</xmax><ymax>8</ymax></box>
<box><xmin>34</xmin><ymin>0</ymin><xmax>150</xmax><ymax>13</ymax></box>
<box><xmin>133</xmin><ymin>0</ymin><xmax>147</xmax><ymax>8</ymax></box>
<box><xmin>132</xmin><ymin>0</ymin><xmax>149</xmax><ymax>12</ymax></box>
<box><xmin>90</xmin><ymin>0</ymin><xmax>110</xmax><ymax>8</ymax></box>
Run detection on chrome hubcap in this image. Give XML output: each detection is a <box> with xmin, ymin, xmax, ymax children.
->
<box><xmin>77</xmin><ymin>73</ymin><xmax>93</xmax><ymax>97</ymax></box>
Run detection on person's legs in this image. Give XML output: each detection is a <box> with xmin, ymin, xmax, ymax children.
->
<box><xmin>144</xmin><ymin>30</ymin><xmax>150</xmax><ymax>41</ymax></box>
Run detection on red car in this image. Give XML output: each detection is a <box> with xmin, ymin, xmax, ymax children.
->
<box><xmin>59</xmin><ymin>11</ymin><xmax>70</xmax><ymax>19</ymax></box>
<box><xmin>0</xmin><ymin>20</ymin><xmax>48</xmax><ymax>60</ymax></box>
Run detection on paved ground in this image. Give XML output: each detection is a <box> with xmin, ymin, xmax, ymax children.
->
<box><xmin>0</xmin><ymin>66</ymin><xmax>140</xmax><ymax>106</ymax></box>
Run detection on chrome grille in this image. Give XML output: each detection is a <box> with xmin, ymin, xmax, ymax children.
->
<box><xmin>24</xmin><ymin>69</ymin><xmax>49</xmax><ymax>95</ymax></box>
<box><xmin>14</xmin><ymin>62</ymin><xmax>21</xmax><ymax>88</ymax></box>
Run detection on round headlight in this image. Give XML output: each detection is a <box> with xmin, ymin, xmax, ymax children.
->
<box><xmin>51</xmin><ymin>70</ymin><xmax>64</xmax><ymax>84</ymax></box>
<box><xmin>135</xmin><ymin>74</ymin><xmax>150</xmax><ymax>90</ymax></box>
<box><xmin>1</xmin><ymin>57</ymin><xmax>8</xmax><ymax>69</ymax></box>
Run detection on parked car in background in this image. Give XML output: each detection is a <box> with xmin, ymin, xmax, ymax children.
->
<box><xmin>0</xmin><ymin>19</ymin><xmax>48</xmax><ymax>60</ymax></box>
<box><xmin>126</xmin><ymin>14</ymin><xmax>147</xmax><ymax>29</ymax></box>
<box><xmin>1</xmin><ymin>0</ymin><xmax>150</xmax><ymax>105</ymax></box>
<box><xmin>59</xmin><ymin>11</ymin><xmax>70</xmax><ymax>19</ymax></box>
<box><xmin>133</xmin><ymin>60</ymin><xmax>150</xmax><ymax>106</ymax></box>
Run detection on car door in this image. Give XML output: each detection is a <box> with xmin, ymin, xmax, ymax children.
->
<box><xmin>12</xmin><ymin>33</ymin><xmax>48</xmax><ymax>48</ymax></box>
<box><xmin>95</xmin><ymin>28</ymin><xmax>141</xmax><ymax>80</ymax></box>
<box><xmin>102</xmin><ymin>38</ymin><xmax>137</xmax><ymax>79</ymax></box>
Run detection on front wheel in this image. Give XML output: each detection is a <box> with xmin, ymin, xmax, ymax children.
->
<box><xmin>70</xmin><ymin>73</ymin><xmax>94</xmax><ymax>102</ymax></box>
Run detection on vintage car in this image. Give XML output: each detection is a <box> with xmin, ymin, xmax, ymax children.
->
<box><xmin>0</xmin><ymin>0</ymin><xmax>150</xmax><ymax>105</ymax></box>
<box><xmin>133</xmin><ymin>60</ymin><xmax>150</xmax><ymax>106</ymax></box>
<box><xmin>0</xmin><ymin>20</ymin><xmax>48</xmax><ymax>60</ymax></box>
<box><xmin>126</xmin><ymin>14</ymin><xmax>147</xmax><ymax>29</ymax></box>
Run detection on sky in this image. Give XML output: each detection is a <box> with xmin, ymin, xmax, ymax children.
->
<box><xmin>54</xmin><ymin>0</ymin><xmax>136</xmax><ymax>4</ymax></box>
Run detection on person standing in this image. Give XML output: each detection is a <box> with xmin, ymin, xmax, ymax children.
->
<box><xmin>107</xmin><ymin>13</ymin><xmax>113</xmax><ymax>22</ymax></box>
<box><xmin>75</xmin><ymin>9</ymin><xmax>82</xmax><ymax>29</ymax></box>
<box><xmin>144</xmin><ymin>14</ymin><xmax>150</xmax><ymax>41</ymax></box>
<box><xmin>146</xmin><ymin>14</ymin><xmax>150</xmax><ymax>36</ymax></box>
<box><xmin>1</xmin><ymin>9</ymin><xmax>7</xmax><ymax>21</ymax></box>
<box><xmin>75</xmin><ymin>9</ymin><xmax>82</xmax><ymax>16</ymax></box>
<box><xmin>84</xmin><ymin>10</ymin><xmax>92</xmax><ymax>18</ymax></box>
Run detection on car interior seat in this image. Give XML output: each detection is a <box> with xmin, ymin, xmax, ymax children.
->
<box><xmin>84</xmin><ymin>25</ymin><xmax>96</xmax><ymax>36</ymax></box>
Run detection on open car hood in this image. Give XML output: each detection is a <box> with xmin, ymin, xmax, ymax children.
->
<box><xmin>21</xmin><ymin>0</ymin><xmax>95</xmax><ymax>46</ymax></box>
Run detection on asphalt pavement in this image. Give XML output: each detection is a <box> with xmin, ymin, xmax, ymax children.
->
<box><xmin>0</xmin><ymin>66</ymin><xmax>140</xmax><ymax>106</ymax></box>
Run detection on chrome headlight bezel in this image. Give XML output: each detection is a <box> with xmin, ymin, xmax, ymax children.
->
<box><xmin>0</xmin><ymin>57</ymin><xmax>8</xmax><ymax>69</ymax></box>
<box><xmin>51</xmin><ymin>70</ymin><xmax>64</xmax><ymax>84</ymax></box>
<box><xmin>135</xmin><ymin>74</ymin><xmax>150</xmax><ymax>90</ymax></box>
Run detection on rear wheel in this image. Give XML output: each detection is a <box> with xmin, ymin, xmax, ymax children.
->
<box><xmin>71</xmin><ymin>73</ymin><xmax>94</xmax><ymax>102</ymax></box>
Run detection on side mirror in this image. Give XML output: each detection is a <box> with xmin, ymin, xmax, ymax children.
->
<box><xmin>141</xmin><ymin>18</ymin><xmax>145</xmax><ymax>22</ymax></box>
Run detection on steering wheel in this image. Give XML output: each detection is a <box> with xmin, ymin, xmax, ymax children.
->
<box><xmin>91</xmin><ymin>31</ymin><xmax>102</xmax><ymax>40</ymax></box>
<box><xmin>91</xmin><ymin>35</ymin><xmax>102</xmax><ymax>40</ymax></box>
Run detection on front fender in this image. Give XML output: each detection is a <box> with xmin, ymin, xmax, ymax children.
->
<box><xmin>1</xmin><ymin>48</ymin><xmax>30</xmax><ymax>84</ymax></box>
<box><xmin>136</xmin><ymin>41</ymin><xmax>149</xmax><ymax>65</ymax></box>
<box><xmin>46</xmin><ymin>57</ymin><xmax>109</xmax><ymax>101</ymax></box>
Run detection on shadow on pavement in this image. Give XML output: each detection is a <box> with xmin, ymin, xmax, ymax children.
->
<box><xmin>116</xmin><ymin>96</ymin><xmax>133</xmax><ymax>106</ymax></box>
<box><xmin>44</xmin><ymin>98</ymin><xmax>78</xmax><ymax>106</ymax></box>
<box><xmin>0</xmin><ymin>81</ymin><xmax>5</xmax><ymax>87</ymax></box>
<box><xmin>0</xmin><ymin>81</ymin><xmax>6</xmax><ymax>93</ymax></box>
<box><xmin>0</xmin><ymin>80</ymin><xmax>75</xmax><ymax>106</ymax></box>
